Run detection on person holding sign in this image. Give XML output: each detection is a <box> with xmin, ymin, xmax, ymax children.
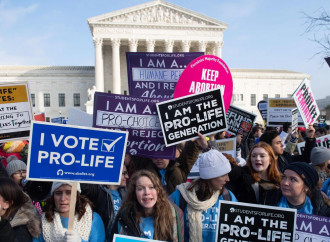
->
<box><xmin>132</xmin><ymin>133</ymin><xmax>208</xmax><ymax>195</ymax></box>
<box><xmin>33</xmin><ymin>182</ymin><xmax>105</xmax><ymax>242</ymax></box>
<box><xmin>228</xmin><ymin>142</ymin><xmax>282</xmax><ymax>204</ymax></box>
<box><xmin>269</xmin><ymin>162</ymin><xmax>330</xmax><ymax>216</ymax></box>
<box><xmin>170</xmin><ymin>150</ymin><xmax>237</xmax><ymax>242</ymax></box>
<box><xmin>110</xmin><ymin>170</ymin><xmax>184</xmax><ymax>241</ymax></box>
<box><xmin>0</xmin><ymin>178</ymin><xmax>41</xmax><ymax>241</ymax></box>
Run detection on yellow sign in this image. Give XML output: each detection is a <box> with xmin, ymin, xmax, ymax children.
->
<box><xmin>0</xmin><ymin>85</ymin><xmax>28</xmax><ymax>104</ymax></box>
<box><xmin>268</xmin><ymin>98</ymin><xmax>296</xmax><ymax>108</ymax></box>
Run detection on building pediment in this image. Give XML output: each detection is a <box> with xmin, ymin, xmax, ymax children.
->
<box><xmin>88</xmin><ymin>0</ymin><xmax>228</xmax><ymax>29</ymax></box>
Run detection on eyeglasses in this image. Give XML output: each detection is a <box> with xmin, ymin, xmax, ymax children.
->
<box><xmin>13</xmin><ymin>170</ymin><xmax>26</xmax><ymax>176</ymax></box>
<box><xmin>122</xmin><ymin>171</ymin><xmax>129</xmax><ymax>176</ymax></box>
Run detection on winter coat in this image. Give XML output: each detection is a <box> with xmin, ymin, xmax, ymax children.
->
<box><xmin>132</xmin><ymin>141</ymin><xmax>200</xmax><ymax>194</ymax></box>
<box><xmin>80</xmin><ymin>184</ymin><xmax>126</xmax><ymax>240</ymax></box>
<box><xmin>0</xmin><ymin>216</ymin><xmax>15</xmax><ymax>241</ymax></box>
<box><xmin>8</xmin><ymin>194</ymin><xmax>41</xmax><ymax>242</ymax></box>
<box><xmin>228</xmin><ymin>165</ymin><xmax>280</xmax><ymax>204</ymax></box>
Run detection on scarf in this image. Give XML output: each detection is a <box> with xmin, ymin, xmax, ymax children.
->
<box><xmin>41</xmin><ymin>204</ymin><xmax>92</xmax><ymax>242</ymax></box>
<box><xmin>177</xmin><ymin>183</ymin><xmax>220</xmax><ymax>242</ymax></box>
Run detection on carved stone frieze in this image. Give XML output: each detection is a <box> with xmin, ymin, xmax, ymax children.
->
<box><xmin>98</xmin><ymin>5</ymin><xmax>216</xmax><ymax>26</ymax></box>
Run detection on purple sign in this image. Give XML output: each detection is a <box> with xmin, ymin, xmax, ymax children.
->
<box><xmin>126</xmin><ymin>52</ymin><xmax>203</xmax><ymax>99</ymax></box>
<box><xmin>295</xmin><ymin>213</ymin><xmax>330</xmax><ymax>241</ymax></box>
<box><xmin>93</xmin><ymin>92</ymin><xmax>176</xmax><ymax>160</ymax></box>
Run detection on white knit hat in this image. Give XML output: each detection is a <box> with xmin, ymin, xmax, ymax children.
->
<box><xmin>198</xmin><ymin>150</ymin><xmax>231</xmax><ymax>179</ymax></box>
<box><xmin>51</xmin><ymin>181</ymin><xmax>81</xmax><ymax>195</ymax></box>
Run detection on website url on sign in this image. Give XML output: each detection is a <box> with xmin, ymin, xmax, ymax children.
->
<box><xmin>56</xmin><ymin>169</ymin><xmax>95</xmax><ymax>177</ymax></box>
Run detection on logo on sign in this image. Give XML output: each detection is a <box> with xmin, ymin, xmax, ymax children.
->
<box><xmin>101</xmin><ymin>137</ymin><xmax>122</xmax><ymax>152</ymax></box>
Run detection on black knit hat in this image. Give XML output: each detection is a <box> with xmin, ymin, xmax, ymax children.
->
<box><xmin>284</xmin><ymin>162</ymin><xmax>319</xmax><ymax>190</ymax></box>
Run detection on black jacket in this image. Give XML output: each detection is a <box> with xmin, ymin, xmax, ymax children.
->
<box><xmin>80</xmin><ymin>184</ymin><xmax>126</xmax><ymax>239</ymax></box>
<box><xmin>228</xmin><ymin>165</ymin><xmax>280</xmax><ymax>204</ymax></box>
<box><xmin>0</xmin><ymin>217</ymin><xmax>15</xmax><ymax>241</ymax></box>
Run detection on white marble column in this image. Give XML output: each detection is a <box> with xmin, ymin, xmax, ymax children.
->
<box><xmin>146</xmin><ymin>39</ymin><xmax>156</xmax><ymax>52</ymax></box>
<box><xmin>198</xmin><ymin>40</ymin><xmax>207</xmax><ymax>53</ymax></box>
<box><xmin>93</xmin><ymin>37</ymin><xmax>104</xmax><ymax>92</ymax></box>
<box><xmin>181</xmin><ymin>40</ymin><xmax>191</xmax><ymax>52</ymax></box>
<box><xmin>164</xmin><ymin>39</ymin><xmax>174</xmax><ymax>52</ymax></box>
<box><xmin>215</xmin><ymin>41</ymin><xmax>223</xmax><ymax>58</ymax></box>
<box><xmin>111</xmin><ymin>38</ymin><xmax>121</xmax><ymax>94</ymax></box>
<box><xmin>128</xmin><ymin>39</ymin><xmax>138</xmax><ymax>52</ymax></box>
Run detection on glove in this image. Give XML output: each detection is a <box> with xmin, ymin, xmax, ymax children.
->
<box><xmin>64</xmin><ymin>230</ymin><xmax>81</xmax><ymax>242</ymax></box>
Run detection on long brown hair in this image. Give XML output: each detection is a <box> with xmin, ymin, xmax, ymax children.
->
<box><xmin>0</xmin><ymin>178</ymin><xmax>28</xmax><ymax>219</ymax></box>
<box><xmin>247</xmin><ymin>142</ymin><xmax>281</xmax><ymax>184</ymax></box>
<box><xmin>43</xmin><ymin>186</ymin><xmax>93</xmax><ymax>222</ymax></box>
<box><xmin>118</xmin><ymin>170</ymin><xmax>174</xmax><ymax>241</ymax></box>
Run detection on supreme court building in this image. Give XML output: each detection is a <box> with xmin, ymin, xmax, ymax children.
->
<box><xmin>0</xmin><ymin>0</ymin><xmax>310</xmax><ymax>122</ymax></box>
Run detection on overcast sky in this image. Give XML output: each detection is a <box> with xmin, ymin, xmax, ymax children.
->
<box><xmin>0</xmin><ymin>0</ymin><xmax>329</xmax><ymax>99</ymax></box>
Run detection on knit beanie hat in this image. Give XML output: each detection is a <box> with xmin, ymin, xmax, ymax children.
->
<box><xmin>310</xmin><ymin>147</ymin><xmax>330</xmax><ymax>166</ymax></box>
<box><xmin>199</xmin><ymin>149</ymin><xmax>231</xmax><ymax>179</ymax></box>
<box><xmin>51</xmin><ymin>181</ymin><xmax>81</xmax><ymax>195</ymax></box>
<box><xmin>6</xmin><ymin>155</ymin><xmax>27</xmax><ymax>177</ymax></box>
<box><xmin>284</xmin><ymin>162</ymin><xmax>319</xmax><ymax>190</ymax></box>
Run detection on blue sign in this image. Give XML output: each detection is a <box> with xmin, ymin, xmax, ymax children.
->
<box><xmin>27</xmin><ymin>121</ymin><xmax>128</xmax><ymax>184</ymax></box>
<box><xmin>113</xmin><ymin>234</ymin><xmax>161</xmax><ymax>242</ymax></box>
<box><xmin>51</xmin><ymin>117</ymin><xmax>63</xmax><ymax>124</ymax></box>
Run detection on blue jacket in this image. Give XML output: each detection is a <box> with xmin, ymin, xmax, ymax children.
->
<box><xmin>321</xmin><ymin>177</ymin><xmax>330</xmax><ymax>198</ymax></box>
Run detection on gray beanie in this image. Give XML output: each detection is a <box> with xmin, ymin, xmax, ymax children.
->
<box><xmin>199</xmin><ymin>149</ymin><xmax>231</xmax><ymax>179</ymax></box>
<box><xmin>51</xmin><ymin>181</ymin><xmax>81</xmax><ymax>195</ymax></box>
<box><xmin>310</xmin><ymin>147</ymin><xmax>330</xmax><ymax>166</ymax></box>
<box><xmin>6</xmin><ymin>156</ymin><xmax>27</xmax><ymax>177</ymax></box>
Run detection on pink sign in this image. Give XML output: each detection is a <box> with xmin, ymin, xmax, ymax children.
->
<box><xmin>173</xmin><ymin>55</ymin><xmax>233</xmax><ymax>112</ymax></box>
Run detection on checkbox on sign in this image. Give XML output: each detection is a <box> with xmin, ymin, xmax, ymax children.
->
<box><xmin>101</xmin><ymin>139</ymin><xmax>116</xmax><ymax>152</ymax></box>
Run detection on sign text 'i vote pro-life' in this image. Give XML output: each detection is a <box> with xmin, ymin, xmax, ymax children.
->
<box><xmin>27</xmin><ymin>121</ymin><xmax>128</xmax><ymax>184</ymax></box>
<box><xmin>157</xmin><ymin>88</ymin><xmax>227</xmax><ymax>146</ymax></box>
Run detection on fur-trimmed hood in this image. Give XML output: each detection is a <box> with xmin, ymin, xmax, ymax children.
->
<box><xmin>8</xmin><ymin>194</ymin><xmax>41</xmax><ymax>238</ymax></box>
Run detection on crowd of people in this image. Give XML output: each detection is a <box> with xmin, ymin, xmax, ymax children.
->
<box><xmin>0</xmin><ymin>122</ymin><xmax>330</xmax><ymax>241</ymax></box>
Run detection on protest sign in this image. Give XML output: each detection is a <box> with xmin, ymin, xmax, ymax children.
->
<box><xmin>0</xmin><ymin>82</ymin><xmax>33</xmax><ymax>142</ymax></box>
<box><xmin>157</xmin><ymin>88</ymin><xmax>227</xmax><ymax>146</ymax></box>
<box><xmin>173</xmin><ymin>55</ymin><xmax>233</xmax><ymax>113</ymax></box>
<box><xmin>293</xmin><ymin>78</ymin><xmax>320</xmax><ymax>128</ymax></box>
<box><xmin>291</xmin><ymin>108</ymin><xmax>298</xmax><ymax>133</ymax></box>
<box><xmin>218</xmin><ymin>200</ymin><xmax>296</xmax><ymax>242</ymax></box>
<box><xmin>226</xmin><ymin>105</ymin><xmax>256</xmax><ymax>141</ymax></box>
<box><xmin>296</xmin><ymin>134</ymin><xmax>330</xmax><ymax>155</ymax></box>
<box><xmin>34</xmin><ymin>112</ymin><xmax>45</xmax><ymax>121</ymax></box>
<box><xmin>258</xmin><ymin>100</ymin><xmax>268</xmax><ymax>122</ymax></box>
<box><xmin>267</xmin><ymin>98</ymin><xmax>304</xmax><ymax>127</ymax></box>
<box><xmin>214</xmin><ymin>138</ymin><xmax>236</xmax><ymax>158</ymax></box>
<box><xmin>67</xmin><ymin>107</ymin><xmax>93</xmax><ymax>127</ymax></box>
<box><xmin>93</xmin><ymin>92</ymin><xmax>176</xmax><ymax>159</ymax></box>
<box><xmin>126</xmin><ymin>52</ymin><xmax>203</xmax><ymax>98</ymax></box>
<box><xmin>27</xmin><ymin>121</ymin><xmax>128</xmax><ymax>184</ymax></box>
<box><xmin>295</xmin><ymin>213</ymin><xmax>329</xmax><ymax>242</ymax></box>
<box><xmin>51</xmin><ymin>117</ymin><xmax>63</xmax><ymax>124</ymax></box>
<box><xmin>113</xmin><ymin>234</ymin><xmax>163</xmax><ymax>242</ymax></box>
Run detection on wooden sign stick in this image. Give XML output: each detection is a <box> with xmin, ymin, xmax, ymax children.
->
<box><xmin>68</xmin><ymin>182</ymin><xmax>78</xmax><ymax>231</ymax></box>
